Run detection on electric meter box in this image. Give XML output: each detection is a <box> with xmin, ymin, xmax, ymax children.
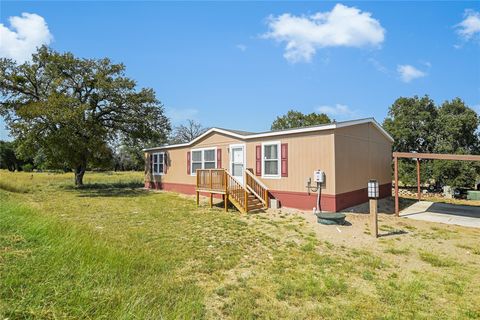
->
<box><xmin>314</xmin><ymin>170</ymin><xmax>325</xmax><ymax>183</ymax></box>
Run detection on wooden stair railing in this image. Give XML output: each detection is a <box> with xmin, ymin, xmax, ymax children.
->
<box><xmin>245</xmin><ymin>169</ymin><xmax>269</xmax><ymax>208</ymax></box>
<box><xmin>225</xmin><ymin>172</ymin><xmax>248</xmax><ymax>213</ymax></box>
<box><xmin>195</xmin><ymin>168</ymin><xmax>268</xmax><ymax>213</ymax></box>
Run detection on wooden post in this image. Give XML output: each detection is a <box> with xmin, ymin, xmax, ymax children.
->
<box><xmin>195</xmin><ymin>171</ymin><xmax>199</xmax><ymax>207</ymax></box>
<box><xmin>264</xmin><ymin>189</ymin><xmax>268</xmax><ymax>208</ymax></box>
<box><xmin>244</xmin><ymin>189</ymin><xmax>248</xmax><ymax>213</ymax></box>
<box><xmin>416</xmin><ymin>158</ymin><xmax>421</xmax><ymax>201</ymax></box>
<box><xmin>210</xmin><ymin>170</ymin><xmax>213</xmax><ymax>190</ymax></box>
<box><xmin>394</xmin><ymin>156</ymin><xmax>399</xmax><ymax>216</ymax></box>
<box><xmin>370</xmin><ymin>198</ymin><xmax>378</xmax><ymax>238</ymax></box>
<box><xmin>209</xmin><ymin>193</ymin><xmax>213</xmax><ymax>208</ymax></box>
<box><xmin>224</xmin><ymin>171</ymin><xmax>228</xmax><ymax>212</ymax></box>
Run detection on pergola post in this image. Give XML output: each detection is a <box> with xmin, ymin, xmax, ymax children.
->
<box><xmin>416</xmin><ymin>158</ymin><xmax>421</xmax><ymax>201</ymax></box>
<box><xmin>394</xmin><ymin>155</ymin><xmax>399</xmax><ymax>216</ymax></box>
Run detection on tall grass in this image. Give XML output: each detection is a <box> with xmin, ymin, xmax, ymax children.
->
<box><xmin>0</xmin><ymin>170</ymin><xmax>143</xmax><ymax>192</ymax></box>
<box><xmin>0</xmin><ymin>198</ymin><xmax>205</xmax><ymax>319</ymax></box>
<box><xmin>1</xmin><ymin>170</ymin><xmax>479</xmax><ymax>319</ymax></box>
<box><xmin>0</xmin><ymin>180</ymin><xmax>31</xmax><ymax>193</ymax></box>
<box><xmin>419</xmin><ymin>252</ymin><xmax>457</xmax><ymax>267</ymax></box>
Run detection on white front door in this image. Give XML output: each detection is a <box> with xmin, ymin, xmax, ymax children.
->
<box><xmin>230</xmin><ymin>145</ymin><xmax>245</xmax><ymax>185</ymax></box>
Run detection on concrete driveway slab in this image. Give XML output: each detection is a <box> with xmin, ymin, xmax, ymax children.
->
<box><xmin>400</xmin><ymin>201</ymin><xmax>480</xmax><ymax>228</ymax></box>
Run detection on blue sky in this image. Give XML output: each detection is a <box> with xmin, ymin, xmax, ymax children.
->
<box><xmin>1</xmin><ymin>1</ymin><xmax>479</xmax><ymax>140</ymax></box>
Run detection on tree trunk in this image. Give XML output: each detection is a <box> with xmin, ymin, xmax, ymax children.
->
<box><xmin>75</xmin><ymin>165</ymin><xmax>86</xmax><ymax>186</ymax></box>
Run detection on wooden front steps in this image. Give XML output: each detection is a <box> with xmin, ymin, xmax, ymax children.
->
<box><xmin>245</xmin><ymin>194</ymin><xmax>264</xmax><ymax>212</ymax></box>
<box><xmin>196</xmin><ymin>169</ymin><xmax>269</xmax><ymax>213</ymax></box>
<box><xmin>228</xmin><ymin>190</ymin><xmax>265</xmax><ymax>213</ymax></box>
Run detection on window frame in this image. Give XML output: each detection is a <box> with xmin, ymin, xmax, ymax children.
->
<box><xmin>261</xmin><ymin>141</ymin><xmax>281</xmax><ymax>179</ymax></box>
<box><xmin>190</xmin><ymin>147</ymin><xmax>217</xmax><ymax>176</ymax></box>
<box><xmin>152</xmin><ymin>152</ymin><xmax>166</xmax><ymax>176</ymax></box>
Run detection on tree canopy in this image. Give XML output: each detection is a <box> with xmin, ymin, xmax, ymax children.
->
<box><xmin>0</xmin><ymin>140</ymin><xmax>19</xmax><ymax>171</ymax></box>
<box><xmin>431</xmin><ymin>98</ymin><xmax>480</xmax><ymax>187</ymax></box>
<box><xmin>271</xmin><ymin>110</ymin><xmax>331</xmax><ymax>130</ymax></box>
<box><xmin>0</xmin><ymin>46</ymin><xmax>170</xmax><ymax>185</ymax></box>
<box><xmin>169</xmin><ymin>119</ymin><xmax>206</xmax><ymax>144</ymax></box>
<box><xmin>383</xmin><ymin>95</ymin><xmax>479</xmax><ymax>188</ymax></box>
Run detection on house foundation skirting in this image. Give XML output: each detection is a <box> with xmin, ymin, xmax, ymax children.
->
<box><xmin>145</xmin><ymin>181</ymin><xmax>391</xmax><ymax>212</ymax></box>
<box><xmin>270</xmin><ymin>183</ymin><xmax>391</xmax><ymax>212</ymax></box>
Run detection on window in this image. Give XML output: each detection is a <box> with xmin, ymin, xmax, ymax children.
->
<box><xmin>204</xmin><ymin>149</ymin><xmax>216</xmax><ymax>169</ymax></box>
<box><xmin>190</xmin><ymin>148</ymin><xmax>216</xmax><ymax>175</ymax></box>
<box><xmin>262</xmin><ymin>142</ymin><xmax>280</xmax><ymax>178</ymax></box>
<box><xmin>152</xmin><ymin>152</ymin><xmax>165</xmax><ymax>175</ymax></box>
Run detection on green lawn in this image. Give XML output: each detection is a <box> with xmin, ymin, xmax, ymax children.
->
<box><xmin>1</xmin><ymin>171</ymin><xmax>479</xmax><ymax>319</ymax></box>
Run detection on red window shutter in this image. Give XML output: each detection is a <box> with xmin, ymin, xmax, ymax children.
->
<box><xmin>187</xmin><ymin>151</ymin><xmax>191</xmax><ymax>175</ymax></box>
<box><xmin>255</xmin><ymin>145</ymin><xmax>261</xmax><ymax>176</ymax></box>
<box><xmin>281</xmin><ymin>143</ymin><xmax>288</xmax><ymax>177</ymax></box>
<box><xmin>217</xmin><ymin>148</ymin><xmax>222</xmax><ymax>168</ymax></box>
<box><xmin>163</xmin><ymin>153</ymin><xmax>168</xmax><ymax>174</ymax></box>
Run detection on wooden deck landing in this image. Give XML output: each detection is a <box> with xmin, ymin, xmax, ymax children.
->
<box><xmin>195</xmin><ymin>169</ymin><xmax>268</xmax><ymax>213</ymax></box>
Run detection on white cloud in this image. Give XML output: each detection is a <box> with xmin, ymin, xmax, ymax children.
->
<box><xmin>456</xmin><ymin>9</ymin><xmax>480</xmax><ymax>40</ymax></box>
<box><xmin>368</xmin><ymin>57</ymin><xmax>388</xmax><ymax>73</ymax></box>
<box><xmin>316</xmin><ymin>104</ymin><xmax>355</xmax><ymax>118</ymax></box>
<box><xmin>421</xmin><ymin>61</ymin><xmax>431</xmax><ymax>68</ymax></box>
<box><xmin>0</xmin><ymin>13</ymin><xmax>53</xmax><ymax>63</ymax></box>
<box><xmin>166</xmin><ymin>108</ymin><xmax>199</xmax><ymax>123</ymax></box>
<box><xmin>236</xmin><ymin>44</ymin><xmax>247</xmax><ymax>52</ymax></box>
<box><xmin>263</xmin><ymin>4</ymin><xmax>385</xmax><ymax>63</ymax></box>
<box><xmin>397</xmin><ymin>64</ymin><xmax>427</xmax><ymax>83</ymax></box>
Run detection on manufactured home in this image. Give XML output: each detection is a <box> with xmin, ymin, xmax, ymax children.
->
<box><xmin>144</xmin><ymin>118</ymin><xmax>393</xmax><ymax>212</ymax></box>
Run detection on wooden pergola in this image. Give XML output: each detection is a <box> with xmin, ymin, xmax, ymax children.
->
<box><xmin>393</xmin><ymin>152</ymin><xmax>480</xmax><ymax>216</ymax></box>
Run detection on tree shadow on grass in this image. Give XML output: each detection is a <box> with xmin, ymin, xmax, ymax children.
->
<box><xmin>203</xmin><ymin>200</ymin><xmax>240</xmax><ymax>212</ymax></box>
<box><xmin>63</xmin><ymin>182</ymin><xmax>148</xmax><ymax>198</ymax></box>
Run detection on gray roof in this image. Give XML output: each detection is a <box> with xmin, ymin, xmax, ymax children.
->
<box><xmin>143</xmin><ymin>118</ymin><xmax>393</xmax><ymax>151</ymax></box>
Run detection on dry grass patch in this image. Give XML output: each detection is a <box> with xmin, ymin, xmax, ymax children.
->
<box><xmin>1</xmin><ymin>171</ymin><xmax>480</xmax><ymax>319</ymax></box>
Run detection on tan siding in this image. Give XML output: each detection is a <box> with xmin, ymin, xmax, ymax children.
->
<box><xmin>146</xmin><ymin>132</ymin><xmax>245</xmax><ymax>185</ymax></box>
<box><xmin>245</xmin><ymin>131</ymin><xmax>335</xmax><ymax>194</ymax></box>
<box><xmin>146</xmin><ymin>130</ymin><xmax>336</xmax><ymax>194</ymax></box>
<box><xmin>334</xmin><ymin>123</ymin><xmax>392</xmax><ymax>194</ymax></box>
<box><xmin>192</xmin><ymin>132</ymin><xmax>245</xmax><ymax>148</ymax></box>
<box><xmin>145</xmin><ymin>122</ymin><xmax>391</xmax><ymax>197</ymax></box>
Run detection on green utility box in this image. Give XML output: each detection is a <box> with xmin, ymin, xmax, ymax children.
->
<box><xmin>467</xmin><ymin>190</ymin><xmax>480</xmax><ymax>200</ymax></box>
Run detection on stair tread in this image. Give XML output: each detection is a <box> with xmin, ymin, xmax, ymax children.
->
<box><xmin>226</xmin><ymin>185</ymin><xmax>267</xmax><ymax>213</ymax></box>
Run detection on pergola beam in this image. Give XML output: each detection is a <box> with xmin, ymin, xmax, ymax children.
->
<box><xmin>393</xmin><ymin>152</ymin><xmax>480</xmax><ymax>162</ymax></box>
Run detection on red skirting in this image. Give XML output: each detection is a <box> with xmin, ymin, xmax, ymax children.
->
<box><xmin>271</xmin><ymin>183</ymin><xmax>391</xmax><ymax>212</ymax></box>
<box><xmin>268</xmin><ymin>190</ymin><xmax>336</xmax><ymax>211</ymax></box>
<box><xmin>333</xmin><ymin>182</ymin><xmax>391</xmax><ymax>211</ymax></box>
<box><xmin>145</xmin><ymin>181</ymin><xmax>391</xmax><ymax>212</ymax></box>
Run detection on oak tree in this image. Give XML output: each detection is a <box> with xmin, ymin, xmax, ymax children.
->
<box><xmin>383</xmin><ymin>95</ymin><xmax>479</xmax><ymax>188</ymax></box>
<box><xmin>169</xmin><ymin>119</ymin><xmax>206</xmax><ymax>144</ymax></box>
<box><xmin>0</xmin><ymin>46</ymin><xmax>170</xmax><ymax>185</ymax></box>
<box><xmin>431</xmin><ymin>98</ymin><xmax>480</xmax><ymax>188</ymax></box>
<box><xmin>271</xmin><ymin>110</ymin><xmax>331</xmax><ymax>130</ymax></box>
